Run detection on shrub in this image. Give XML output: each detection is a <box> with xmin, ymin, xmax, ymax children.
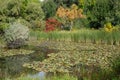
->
<box><xmin>104</xmin><ymin>22</ymin><xmax>119</xmax><ymax>32</ymax></box>
<box><xmin>104</xmin><ymin>23</ymin><xmax>113</xmax><ymax>32</ymax></box>
<box><xmin>9</xmin><ymin>18</ymin><xmax>31</xmax><ymax>28</ymax></box>
<box><xmin>73</xmin><ymin>18</ymin><xmax>89</xmax><ymax>29</ymax></box>
<box><xmin>4</xmin><ymin>22</ymin><xmax>29</xmax><ymax>49</ymax></box>
<box><xmin>31</xmin><ymin>20</ymin><xmax>45</xmax><ymax>31</ymax></box>
<box><xmin>0</xmin><ymin>23</ymin><xmax>9</xmax><ymax>35</ymax></box>
<box><xmin>45</xmin><ymin>18</ymin><xmax>61</xmax><ymax>32</ymax></box>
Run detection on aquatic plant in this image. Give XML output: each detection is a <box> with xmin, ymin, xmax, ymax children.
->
<box><xmin>23</xmin><ymin>41</ymin><xmax>120</xmax><ymax>73</ymax></box>
<box><xmin>0</xmin><ymin>49</ymin><xmax>34</xmax><ymax>58</ymax></box>
<box><xmin>30</xmin><ymin>29</ymin><xmax>120</xmax><ymax>45</ymax></box>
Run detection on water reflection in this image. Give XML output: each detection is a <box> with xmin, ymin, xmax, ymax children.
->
<box><xmin>0</xmin><ymin>53</ymin><xmax>42</xmax><ymax>79</ymax></box>
<box><xmin>28</xmin><ymin>71</ymin><xmax>46</xmax><ymax>80</ymax></box>
<box><xmin>0</xmin><ymin>56</ymin><xmax>26</xmax><ymax>78</ymax></box>
<box><xmin>0</xmin><ymin>45</ymin><xmax>57</xmax><ymax>79</ymax></box>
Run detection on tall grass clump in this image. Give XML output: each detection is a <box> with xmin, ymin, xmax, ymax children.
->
<box><xmin>71</xmin><ymin>31</ymin><xmax>81</xmax><ymax>42</ymax></box>
<box><xmin>48</xmin><ymin>31</ymin><xmax>61</xmax><ymax>41</ymax></box>
<box><xmin>29</xmin><ymin>29</ymin><xmax>120</xmax><ymax>45</ymax></box>
<box><xmin>112</xmin><ymin>31</ymin><xmax>120</xmax><ymax>45</ymax></box>
<box><xmin>71</xmin><ymin>29</ymin><xmax>92</xmax><ymax>43</ymax></box>
<box><xmin>71</xmin><ymin>33</ymin><xmax>80</xmax><ymax>42</ymax></box>
<box><xmin>5</xmin><ymin>74</ymin><xmax>77</xmax><ymax>80</ymax></box>
<box><xmin>5</xmin><ymin>76</ymin><xmax>40</xmax><ymax>80</ymax></box>
<box><xmin>30</xmin><ymin>30</ymin><xmax>48</xmax><ymax>40</ymax></box>
<box><xmin>86</xmin><ymin>30</ymin><xmax>97</xmax><ymax>44</ymax></box>
<box><xmin>45</xmin><ymin>74</ymin><xmax>77</xmax><ymax>80</ymax></box>
<box><xmin>45</xmin><ymin>31</ymin><xmax>72</xmax><ymax>41</ymax></box>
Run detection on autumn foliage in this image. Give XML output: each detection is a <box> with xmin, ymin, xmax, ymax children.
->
<box><xmin>45</xmin><ymin>18</ymin><xmax>61</xmax><ymax>32</ymax></box>
<box><xmin>56</xmin><ymin>4</ymin><xmax>85</xmax><ymax>21</ymax></box>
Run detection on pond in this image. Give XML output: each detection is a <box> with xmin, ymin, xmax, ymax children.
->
<box><xmin>0</xmin><ymin>44</ymin><xmax>48</xmax><ymax>80</ymax></box>
<box><xmin>0</xmin><ymin>41</ymin><xmax>120</xmax><ymax>80</ymax></box>
<box><xmin>0</xmin><ymin>52</ymin><xmax>46</xmax><ymax>80</ymax></box>
<box><xmin>0</xmin><ymin>41</ymin><xmax>59</xmax><ymax>80</ymax></box>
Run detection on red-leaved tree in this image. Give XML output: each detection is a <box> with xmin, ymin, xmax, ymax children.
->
<box><xmin>45</xmin><ymin>18</ymin><xmax>61</xmax><ymax>32</ymax></box>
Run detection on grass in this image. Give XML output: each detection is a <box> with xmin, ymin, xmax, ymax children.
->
<box><xmin>5</xmin><ymin>76</ymin><xmax>40</xmax><ymax>80</ymax></box>
<box><xmin>5</xmin><ymin>73</ymin><xmax>120</xmax><ymax>80</ymax></box>
<box><xmin>30</xmin><ymin>29</ymin><xmax>120</xmax><ymax>45</ymax></box>
<box><xmin>46</xmin><ymin>74</ymin><xmax>77</xmax><ymax>80</ymax></box>
<box><xmin>5</xmin><ymin>74</ymin><xmax>77</xmax><ymax>80</ymax></box>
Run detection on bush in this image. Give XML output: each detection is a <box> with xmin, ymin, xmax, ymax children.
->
<box><xmin>0</xmin><ymin>23</ymin><xmax>9</xmax><ymax>35</ymax></box>
<box><xmin>24</xmin><ymin>2</ymin><xmax>45</xmax><ymax>21</ymax></box>
<box><xmin>4</xmin><ymin>22</ymin><xmax>29</xmax><ymax>49</ymax></box>
<box><xmin>42</xmin><ymin>0</ymin><xmax>57</xmax><ymax>19</ymax></box>
<box><xmin>31</xmin><ymin>20</ymin><xmax>45</xmax><ymax>31</ymax></box>
<box><xmin>73</xmin><ymin>18</ymin><xmax>89</xmax><ymax>29</ymax></box>
<box><xmin>45</xmin><ymin>18</ymin><xmax>61</xmax><ymax>32</ymax></box>
<box><xmin>15</xmin><ymin>18</ymin><xmax>31</xmax><ymax>28</ymax></box>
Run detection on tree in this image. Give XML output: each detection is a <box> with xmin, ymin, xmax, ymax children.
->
<box><xmin>42</xmin><ymin>0</ymin><xmax>57</xmax><ymax>19</ymax></box>
<box><xmin>0</xmin><ymin>0</ymin><xmax>45</xmax><ymax>32</ymax></box>
<box><xmin>79</xmin><ymin>0</ymin><xmax>120</xmax><ymax>29</ymax></box>
<box><xmin>53</xmin><ymin>0</ymin><xmax>79</xmax><ymax>7</ymax></box>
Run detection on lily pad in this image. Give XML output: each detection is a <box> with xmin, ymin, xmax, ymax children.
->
<box><xmin>23</xmin><ymin>41</ymin><xmax>120</xmax><ymax>73</ymax></box>
<box><xmin>0</xmin><ymin>49</ymin><xmax>34</xmax><ymax>58</ymax></box>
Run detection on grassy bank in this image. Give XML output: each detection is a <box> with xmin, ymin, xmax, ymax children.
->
<box><xmin>30</xmin><ymin>29</ymin><xmax>120</xmax><ymax>45</ymax></box>
<box><xmin>5</xmin><ymin>74</ymin><xmax>77</xmax><ymax>80</ymax></box>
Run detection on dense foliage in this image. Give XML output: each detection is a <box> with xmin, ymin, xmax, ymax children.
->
<box><xmin>0</xmin><ymin>0</ymin><xmax>45</xmax><ymax>32</ymax></box>
<box><xmin>79</xmin><ymin>0</ymin><xmax>120</xmax><ymax>29</ymax></box>
<box><xmin>0</xmin><ymin>0</ymin><xmax>120</xmax><ymax>79</ymax></box>
<box><xmin>56</xmin><ymin>4</ymin><xmax>85</xmax><ymax>30</ymax></box>
<box><xmin>0</xmin><ymin>0</ymin><xmax>119</xmax><ymax>32</ymax></box>
<box><xmin>53</xmin><ymin>0</ymin><xmax>79</xmax><ymax>7</ymax></box>
<box><xmin>4</xmin><ymin>22</ymin><xmax>29</xmax><ymax>49</ymax></box>
<box><xmin>45</xmin><ymin>18</ymin><xmax>61</xmax><ymax>32</ymax></box>
<box><xmin>42</xmin><ymin>0</ymin><xmax>57</xmax><ymax>19</ymax></box>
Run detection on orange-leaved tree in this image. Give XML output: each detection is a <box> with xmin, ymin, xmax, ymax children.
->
<box><xmin>56</xmin><ymin>4</ymin><xmax>85</xmax><ymax>30</ymax></box>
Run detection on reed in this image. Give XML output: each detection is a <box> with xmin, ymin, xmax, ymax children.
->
<box><xmin>29</xmin><ymin>29</ymin><xmax>120</xmax><ymax>45</ymax></box>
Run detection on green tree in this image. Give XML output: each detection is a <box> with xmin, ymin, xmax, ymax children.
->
<box><xmin>0</xmin><ymin>0</ymin><xmax>45</xmax><ymax>32</ymax></box>
<box><xmin>42</xmin><ymin>0</ymin><xmax>57</xmax><ymax>19</ymax></box>
<box><xmin>79</xmin><ymin>0</ymin><xmax>120</xmax><ymax>29</ymax></box>
<box><xmin>53</xmin><ymin>0</ymin><xmax>79</xmax><ymax>7</ymax></box>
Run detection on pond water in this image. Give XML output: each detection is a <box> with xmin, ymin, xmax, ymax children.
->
<box><xmin>0</xmin><ymin>45</ymin><xmax>55</xmax><ymax>80</ymax></box>
<box><xmin>0</xmin><ymin>41</ymin><xmax>119</xmax><ymax>80</ymax></box>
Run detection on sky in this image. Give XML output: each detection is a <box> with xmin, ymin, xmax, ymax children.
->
<box><xmin>40</xmin><ymin>0</ymin><xmax>44</xmax><ymax>2</ymax></box>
